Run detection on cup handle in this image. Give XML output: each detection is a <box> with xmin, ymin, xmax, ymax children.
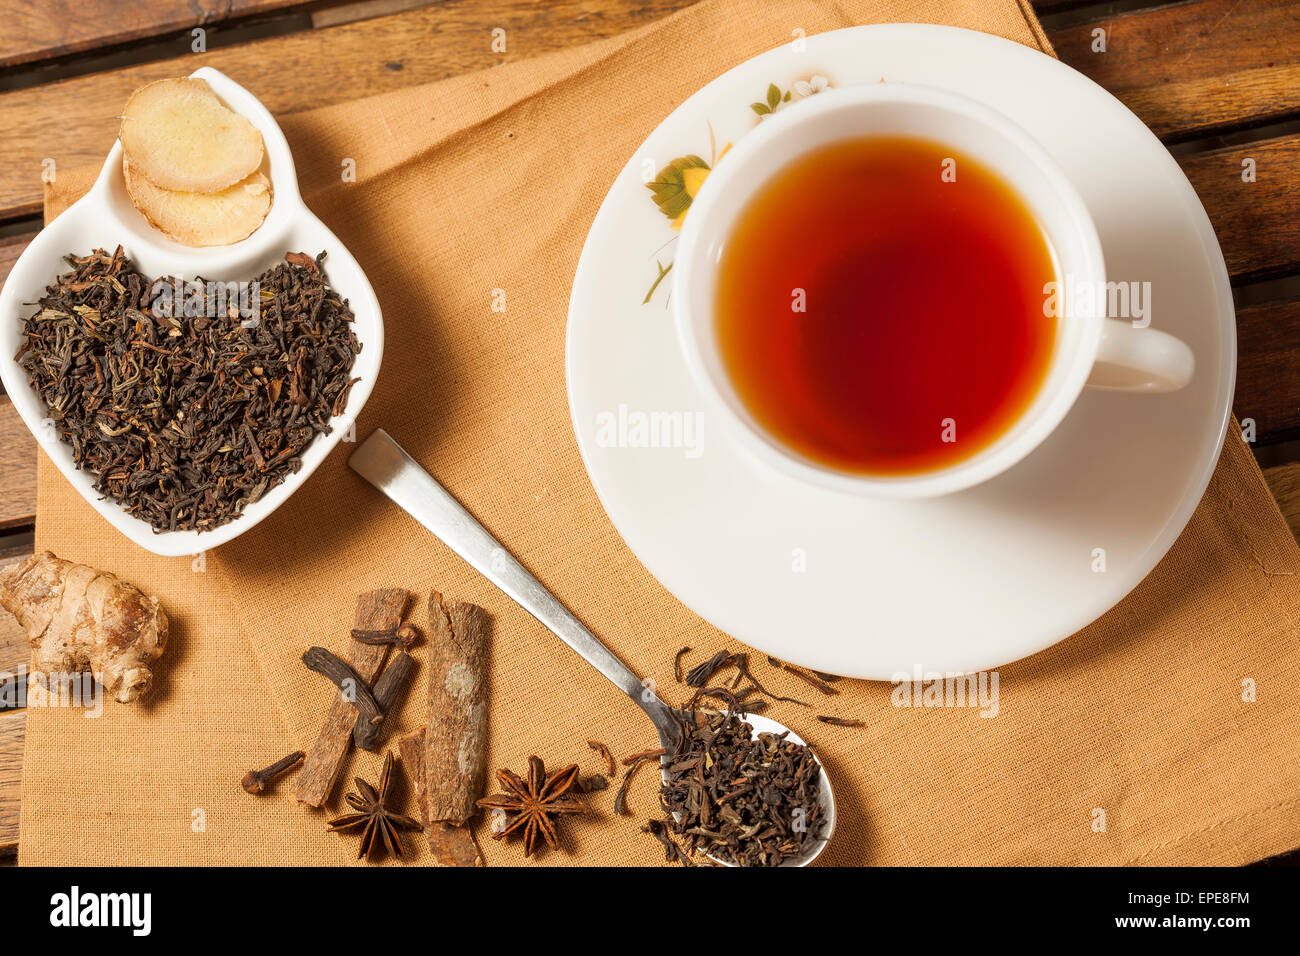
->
<box><xmin>1086</xmin><ymin>319</ymin><xmax>1195</xmax><ymax>392</ymax></box>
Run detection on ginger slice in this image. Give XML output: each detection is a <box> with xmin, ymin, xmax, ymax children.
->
<box><xmin>119</xmin><ymin>77</ymin><xmax>264</xmax><ymax>193</ymax></box>
<box><xmin>0</xmin><ymin>552</ymin><xmax>169</xmax><ymax>704</ymax></box>
<box><xmin>124</xmin><ymin>157</ymin><xmax>271</xmax><ymax>247</ymax></box>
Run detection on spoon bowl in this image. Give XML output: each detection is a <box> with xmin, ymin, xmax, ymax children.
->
<box><xmin>664</xmin><ymin>709</ymin><xmax>835</xmax><ymax>867</ymax></box>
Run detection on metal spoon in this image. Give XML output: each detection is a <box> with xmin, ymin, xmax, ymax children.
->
<box><xmin>348</xmin><ymin>428</ymin><xmax>835</xmax><ymax>866</ymax></box>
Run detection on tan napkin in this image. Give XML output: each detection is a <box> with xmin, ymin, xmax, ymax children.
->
<box><xmin>19</xmin><ymin>0</ymin><xmax>1300</xmax><ymax>866</ymax></box>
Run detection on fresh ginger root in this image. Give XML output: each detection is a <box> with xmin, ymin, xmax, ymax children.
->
<box><xmin>0</xmin><ymin>552</ymin><xmax>168</xmax><ymax>704</ymax></box>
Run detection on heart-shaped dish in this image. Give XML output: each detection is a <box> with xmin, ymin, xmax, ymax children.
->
<box><xmin>0</xmin><ymin>67</ymin><xmax>382</xmax><ymax>557</ymax></box>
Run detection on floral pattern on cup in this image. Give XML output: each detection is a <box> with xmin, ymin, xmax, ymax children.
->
<box><xmin>642</xmin><ymin>75</ymin><xmax>835</xmax><ymax>304</ymax></box>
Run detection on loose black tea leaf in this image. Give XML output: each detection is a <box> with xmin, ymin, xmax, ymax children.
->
<box><xmin>768</xmin><ymin>656</ymin><xmax>839</xmax><ymax>696</ymax></box>
<box><xmin>673</xmin><ymin>646</ymin><xmax>690</xmax><ymax>683</ymax></box>
<box><xmin>685</xmin><ymin>649</ymin><xmax>732</xmax><ymax>687</ymax></box>
<box><xmin>658</xmin><ymin>689</ymin><xmax>825</xmax><ymax>867</ymax></box>
<box><xmin>586</xmin><ymin>739</ymin><xmax>615</xmax><ymax>777</ymax></box>
<box><xmin>816</xmin><ymin>715</ymin><xmax>865</xmax><ymax>727</ymax></box>
<box><xmin>642</xmin><ymin>818</ymin><xmax>694</xmax><ymax>867</ymax></box>
<box><xmin>16</xmin><ymin>247</ymin><xmax>360</xmax><ymax>533</ymax></box>
<box><xmin>614</xmin><ymin>750</ymin><xmax>660</xmax><ymax>816</ymax></box>
<box><xmin>730</xmin><ymin>655</ymin><xmax>808</xmax><ymax>707</ymax></box>
<box><xmin>620</xmin><ymin>747</ymin><xmax>667</xmax><ymax>766</ymax></box>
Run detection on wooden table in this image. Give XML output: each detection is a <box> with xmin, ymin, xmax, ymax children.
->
<box><xmin>2</xmin><ymin>0</ymin><xmax>1299</xmax><ymax>866</ymax></box>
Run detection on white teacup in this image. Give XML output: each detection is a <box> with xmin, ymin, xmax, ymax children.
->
<box><xmin>673</xmin><ymin>82</ymin><xmax>1194</xmax><ymax>498</ymax></box>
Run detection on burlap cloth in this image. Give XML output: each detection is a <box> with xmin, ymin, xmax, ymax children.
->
<box><xmin>17</xmin><ymin>0</ymin><xmax>1300</xmax><ymax>866</ymax></box>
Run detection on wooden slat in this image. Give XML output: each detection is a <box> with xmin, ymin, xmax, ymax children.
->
<box><xmin>0</xmin><ymin>398</ymin><xmax>37</xmax><ymax>533</ymax></box>
<box><xmin>313</xmin><ymin>0</ymin><xmax>434</xmax><ymax>29</ymax></box>
<box><xmin>0</xmin><ymin>0</ymin><xmax>314</xmax><ymax>70</ymax></box>
<box><xmin>0</xmin><ymin>230</ymin><xmax>42</xmax><ymax>398</ymax></box>
<box><xmin>1052</xmin><ymin>0</ymin><xmax>1300</xmax><ymax>140</ymax></box>
<box><xmin>0</xmin><ymin>0</ymin><xmax>698</xmax><ymax>222</ymax></box>
<box><xmin>0</xmin><ymin>584</ymin><xmax>26</xmax><ymax>726</ymax></box>
<box><xmin>2</xmin><ymin>551</ymin><xmax>31</xmax><ymax>862</ymax></box>
<box><xmin>1180</xmin><ymin>135</ymin><xmax>1300</xmax><ymax>284</ymax></box>
<box><xmin>0</xmin><ymin>232</ymin><xmax>34</xmax><ymax>295</ymax></box>
<box><xmin>0</xmin><ymin>535</ymin><xmax>32</xmax><ymax>564</ymax></box>
<box><xmin>1237</xmin><ymin>298</ymin><xmax>1300</xmax><ymax>444</ymax></box>
<box><xmin>1264</xmin><ymin>462</ymin><xmax>1300</xmax><ymax>537</ymax></box>
<box><xmin>1030</xmin><ymin>0</ymin><xmax>1097</xmax><ymax>12</ymax></box>
<box><xmin>0</xmin><ymin>608</ymin><xmax>25</xmax><ymax>677</ymax></box>
<box><xmin>0</xmin><ymin>710</ymin><xmax>23</xmax><ymax>860</ymax></box>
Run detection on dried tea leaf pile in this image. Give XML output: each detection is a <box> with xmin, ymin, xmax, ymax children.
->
<box><xmin>660</xmin><ymin>694</ymin><xmax>826</xmax><ymax>867</ymax></box>
<box><xmin>15</xmin><ymin>247</ymin><xmax>360</xmax><ymax>532</ymax></box>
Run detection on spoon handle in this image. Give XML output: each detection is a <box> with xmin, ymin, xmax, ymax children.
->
<box><xmin>348</xmin><ymin>428</ymin><xmax>653</xmax><ymax>710</ymax></box>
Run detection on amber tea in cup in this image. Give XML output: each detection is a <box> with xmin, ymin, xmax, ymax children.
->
<box><xmin>715</xmin><ymin>135</ymin><xmax>1059</xmax><ymax>475</ymax></box>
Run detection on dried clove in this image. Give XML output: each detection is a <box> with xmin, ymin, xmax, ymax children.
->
<box><xmin>302</xmin><ymin>645</ymin><xmax>384</xmax><ymax>726</ymax></box>
<box><xmin>354</xmin><ymin>650</ymin><xmax>417</xmax><ymax>751</ymax></box>
<box><xmin>350</xmin><ymin>622</ymin><xmax>419</xmax><ymax>648</ymax></box>
<box><xmin>241</xmin><ymin>750</ymin><xmax>305</xmax><ymax>794</ymax></box>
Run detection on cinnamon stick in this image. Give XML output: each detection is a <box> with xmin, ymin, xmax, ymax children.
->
<box><xmin>399</xmin><ymin>728</ymin><xmax>482</xmax><ymax>867</ymax></box>
<box><xmin>294</xmin><ymin>588</ymin><xmax>408</xmax><ymax>807</ymax></box>
<box><xmin>426</xmin><ymin>591</ymin><xmax>489</xmax><ymax>825</ymax></box>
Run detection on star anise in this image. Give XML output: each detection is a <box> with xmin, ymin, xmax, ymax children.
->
<box><xmin>326</xmin><ymin>751</ymin><xmax>422</xmax><ymax>861</ymax></box>
<box><xmin>476</xmin><ymin>756</ymin><xmax>590</xmax><ymax>856</ymax></box>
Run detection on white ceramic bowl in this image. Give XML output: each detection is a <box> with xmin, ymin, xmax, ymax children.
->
<box><xmin>0</xmin><ymin>67</ymin><xmax>382</xmax><ymax>556</ymax></box>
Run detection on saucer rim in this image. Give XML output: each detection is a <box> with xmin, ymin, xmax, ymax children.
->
<box><xmin>564</xmin><ymin>23</ymin><xmax>1236</xmax><ymax>679</ymax></box>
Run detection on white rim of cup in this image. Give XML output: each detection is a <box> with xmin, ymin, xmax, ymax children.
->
<box><xmin>672</xmin><ymin>81</ymin><xmax>1106</xmax><ymax>499</ymax></box>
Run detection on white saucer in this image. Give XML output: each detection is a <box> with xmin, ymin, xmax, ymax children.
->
<box><xmin>565</xmin><ymin>24</ymin><xmax>1235</xmax><ymax>680</ymax></box>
